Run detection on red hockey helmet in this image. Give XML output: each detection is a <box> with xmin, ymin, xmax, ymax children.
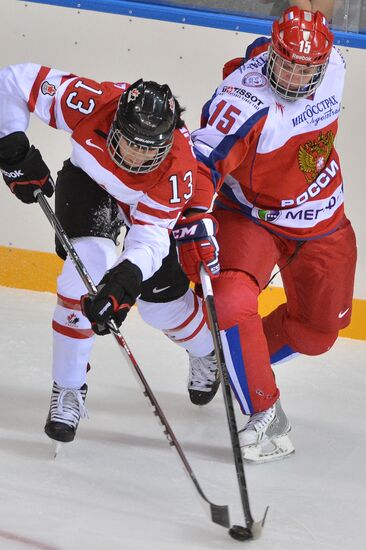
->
<box><xmin>267</xmin><ymin>7</ymin><xmax>334</xmax><ymax>100</ymax></box>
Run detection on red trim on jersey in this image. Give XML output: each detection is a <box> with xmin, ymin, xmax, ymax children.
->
<box><xmin>49</xmin><ymin>98</ymin><xmax>57</xmax><ymax>128</ymax></box>
<box><xmin>52</xmin><ymin>320</ymin><xmax>94</xmax><ymax>339</ymax></box>
<box><xmin>117</xmin><ymin>201</ymin><xmax>132</xmax><ymax>223</ymax></box>
<box><xmin>166</xmin><ymin>293</ymin><xmax>199</xmax><ymax>332</ymax></box>
<box><xmin>247</xmin><ymin>43</ymin><xmax>269</xmax><ymax>60</ymax></box>
<box><xmin>57</xmin><ymin>293</ymin><xmax>82</xmax><ymax>311</ymax></box>
<box><xmin>173</xmin><ymin>316</ymin><xmax>206</xmax><ymax>343</ymax></box>
<box><xmin>28</xmin><ymin>66</ymin><xmax>51</xmax><ymax>112</ymax></box>
<box><xmin>223</xmin><ymin>57</ymin><xmax>244</xmax><ymax>79</ymax></box>
<box><xmin>136</xmin><ymin>202</ymin><xmax>177</xmax><ymax>220</ymax></box>
<box><xmin>129</xmin><ymin>217</ymin><xmax>151</xmax><ymax>226</ymax></box>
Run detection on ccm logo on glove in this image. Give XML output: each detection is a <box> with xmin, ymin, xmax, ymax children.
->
<box><xmin>173</xmin><ymin>213</ymin><xmax>220</xmax><ymax>283</ymax></box>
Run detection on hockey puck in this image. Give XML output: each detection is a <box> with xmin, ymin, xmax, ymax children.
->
<box><xmin>228</xmin><ymin>525</ymin><xmax>253</xmax><ymax>541</ymax></box>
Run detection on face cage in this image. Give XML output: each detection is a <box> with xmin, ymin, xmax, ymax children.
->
<box><xmin>267</xmin><ymin>46</ymin><xmax>328</xmax><ymax>101</ymax></box>
<box><xmin>107</xmin><ymin>127</ymin><xmax>173</xmax><ymax>174</ymax></box>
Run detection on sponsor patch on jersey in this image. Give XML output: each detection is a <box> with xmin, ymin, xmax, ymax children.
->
<box><xmin>221</xmin><ymin>86</ymin><xmax>264</xmax><ymax>110</ymax></box>
<box><xmin>298</xmin><ymin>131</ymin><xmax>334</xmax><ymax>184</ymax></box>
<box><xmin>291</xmin><ymin>95</ymin><xmax>340</xmax><ymax>128</ymax></box>
<box><xmin>242</xmin><ymin>72</ymin><xmax>267</xmax><ymax>88</ymax></box>
<box><xmin>257</xmin><ymin>209</ymin><xmax>281</xmax><ymax>222</ymax></box>
<box><xmin>41</xmin><ymin>81</ymin><xmax>56</xmax><ymax>96</ymax></box>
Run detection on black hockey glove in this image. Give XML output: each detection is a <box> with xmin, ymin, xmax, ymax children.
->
<box><xmin>81</xmin><ymin>260</ymin><xmax>143</xmax><ymax>336</ymax></box>
<box><xmin>0</xmin><ymin>132</ymin><xmax>54</xmax><ymax>204</ymax></box>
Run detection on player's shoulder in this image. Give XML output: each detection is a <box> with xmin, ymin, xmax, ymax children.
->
<box><xmin>218</xmin><ymin>37</ymin><xmax>272</xmax><ymax>116</ymax></box>
<box><xmin>329</xmin><ymin>45</ymin><xmax>347</xmax><ymax>71</ymax></box>
<box><xmin>170</xmin><ymin>125</ymin><xmax>196</xmax><ymax>166</ymax></box>
<box><xmin>59</xmin><ymin>78</ymin><xmax>126</xmax><ymax>133</ymax></box>
<box><xmin>62</xmin><ymin>77</ymin><xmax>126</xmax><ymax>109</ymax></box>
<box><xmin>222</xmin><ymin>37</ymin><xmax>270</xmax><ymax>79</ymax></box>
<box><xmin>172</xmin><ymin>124</ymin><xmax>193</xmax><ymax>149</ymax></box>
<box><xmin>244</xmin><ymin>37</ymin><xmax>271</xmax><ymax>63</ymax></box>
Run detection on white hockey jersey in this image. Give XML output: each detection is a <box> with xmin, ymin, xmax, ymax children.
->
<box><xmin>0</xmin><ymin>63</ymin><xmax>204</xmax><ymax>280</ymax></box>
<box><xmin>192</xmin><ymin>38</ymin><xmax>346</xmax><ymax>240</ymax></box>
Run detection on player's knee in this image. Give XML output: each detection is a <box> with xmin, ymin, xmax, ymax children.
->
<box><xmin>287</xmin><ymin>319</ymin><xmax>338</xmax><ymax>355</ymax></box>
<box><xmin>213</xmin><ymin>270</ymin><xmax>259</xmax><ymax>329</ymax></box>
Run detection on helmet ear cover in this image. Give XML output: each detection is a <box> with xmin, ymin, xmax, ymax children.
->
<box><xmin>107</xmin><ymin>79</ymin><xmax>177</xmax><ymax>173</ymax></box>
<box><xmin>267</xmin><ymin>7</ymin><xmax>334</xmax><ymax>101</ymax></box>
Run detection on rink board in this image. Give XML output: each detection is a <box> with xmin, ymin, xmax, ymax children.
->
<box><xmin>0</xmin><ymin>244</ymin><xmax>364</xmax><ymax>341</ymax></box>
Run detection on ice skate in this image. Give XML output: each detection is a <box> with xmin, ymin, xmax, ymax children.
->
<box><xmin>188</xmin><ymin>351</ymin><xmax>220</xmax><ymax>405</ymax></box>
<box><xmin>44</xmin><ymin>381</ymin><xmax>88</xmax><ymax>444</ymax></box>
<box><xmin>238</xmin><ymin>399</ymin><xmax>294</xmax><ymax>463</ymax></box>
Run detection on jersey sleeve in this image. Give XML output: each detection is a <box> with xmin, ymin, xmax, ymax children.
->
<box><xmin>118</xmin><ymin>224</ymin><xmax>171</xmax><ymax>281</ymax></box>
<box><xmin>118</xmin><ymin>196</ymin><xmax>181</xmax><ymax>280</ymax></box>
<box><xmin>118</xmin><ymin>182</ymin><xmax>188</xmax><ymax>280</ymax></box>
<box><xmin>0</xmin><ymin>62</ymin><xmax>121</xmax><ymax>137</ymax></box>
<box><xmin>119</xmin><ymin>151</ymin><xmax>198</xmax><ymax>279</ymax></box>
<box><xmin>0</xmin><ymin>63</ymin><xmax>76</xmax><ymax>137</ymax></box>
<box><xmin>183</xmin><ymin>161</ymin><xmax>214</xmax><ymax>212</ymax></box>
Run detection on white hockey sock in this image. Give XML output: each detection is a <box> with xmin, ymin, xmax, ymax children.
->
<box><xmin>52</xmin><ymin>236</ymin><xmax>117</xmax><ymax>387</ymax></box>
<box><xmin>137</xmin><ymin>289</ymin><xmax>214</xmax><ymax>357</ymax></box>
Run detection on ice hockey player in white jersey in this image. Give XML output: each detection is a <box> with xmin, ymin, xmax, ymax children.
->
<box><xmin>0</xmin><ymin>69</ymin><xmax>219</xmax><ymax>444</ymax></box>
<box><xmin>171</xmin><ymin>7</ymin><xmax>357</xmax><ymax>463</ymax></box>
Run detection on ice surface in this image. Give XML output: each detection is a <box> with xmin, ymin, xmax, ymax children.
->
<box><xmin>0</xmin><ymin>287</ymin><xmax>365</xmax><ymax>550</ymax></box>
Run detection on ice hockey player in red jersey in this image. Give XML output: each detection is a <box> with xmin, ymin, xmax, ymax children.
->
<box><xmin>0</xmin><ymin>67</ymin><xmax>219</xmax><ymax>444</ymax></box>
<box><xmin>172</xmin><ymin>7</ymin><xmax>357</xmax><ymax>462</ymax></box>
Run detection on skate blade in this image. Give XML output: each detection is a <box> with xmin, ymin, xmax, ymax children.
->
<box><xmin>52</xmin><ymin>441</ymin><xmax>64</xmax><ymax>459</ymax></box>
<box><xmin>242</xmin><ymin>434</ymin><xmax>295</xmax><ymax>464</ymax></box>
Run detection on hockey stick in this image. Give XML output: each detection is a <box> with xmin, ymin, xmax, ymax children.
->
<box><xmin>200</xmin><ymin>266</ymin><xmax>269</xmax><ymax>540</ymax></box>
<box><xmin>34</xmin><ymin>190</ymin><xmax>230</xmax><ymax>529</ymax></box>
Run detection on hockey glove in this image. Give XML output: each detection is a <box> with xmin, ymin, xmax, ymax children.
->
<box><xmin>173</xmin><ymin>213</ymin><xmax>220</xmax><ymax>284</ymax></box>
<box><xmin>81</xmin><ymin>260</ymin><xmax>142</xmax><ymax>336</ymax></box>
<box><xmin>0</xmin><ymin>132</ymin><xmax>54</xmax><ymax>204</ymax></box>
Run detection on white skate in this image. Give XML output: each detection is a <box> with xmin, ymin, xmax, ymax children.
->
<box><xmin>239</xmin><ymin>399</ymin><xmax>295</xmax><ymax>463</ymax></box>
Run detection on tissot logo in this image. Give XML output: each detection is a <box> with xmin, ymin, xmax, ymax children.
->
<box><xmin>221</xmin><ymin>86</ymin><xmax>264</xmax><ymax>109</ymax></box>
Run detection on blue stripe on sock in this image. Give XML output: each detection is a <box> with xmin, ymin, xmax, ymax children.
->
<box><xmin>225</xmin><ymin>325</ymin><xmax>254</xmax><ymax>413</ymax></box>
<box><xmin>271</xmin><ymin>344</ymin><xmax>295</xmax><ymax>364</ymax></box>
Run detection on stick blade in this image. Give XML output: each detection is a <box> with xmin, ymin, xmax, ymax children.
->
<box><xmin>249</xmin><ymin>506</ymin><xmax>269</xmax><ymax>539</ymax></box>
<box><xmin>228</xmin><ymin>506</ymin><xmax>268</xmax><ymax>541</ymax></box>
<box><xmin>210</xmin><ymin>503</ymin><xmax>230</xmax><ymax>528</ymax></box>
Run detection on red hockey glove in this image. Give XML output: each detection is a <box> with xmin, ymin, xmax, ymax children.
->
<box><xmin>81</xmin><ymin>260</ymin><xmax>142</xmax><ymax>336</ymax></box>
<box><xmin>0</xmin><ymin>132</ymin><xmax>54</xmax><ymax>204</ymax></box>
<box><xmin>173</xmin><ymin>213</ymin><xmax>219</xmax><ymax>284</ymax></box>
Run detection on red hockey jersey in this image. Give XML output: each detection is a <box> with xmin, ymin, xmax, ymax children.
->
<box><xmin>0</xmin><ymin>63</ymin><xmax>210</xmax><ymax>279</ymax></box>
<box><xmin>193</xmin><ymin>38</ymin><xmax>346</xmax><ymax>240</ymax></box>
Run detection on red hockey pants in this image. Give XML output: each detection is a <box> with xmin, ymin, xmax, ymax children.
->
<box><xmin>211</xmin><ymin>209</ymin><xmax>357</xmax><ymax>413</ymax></box>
